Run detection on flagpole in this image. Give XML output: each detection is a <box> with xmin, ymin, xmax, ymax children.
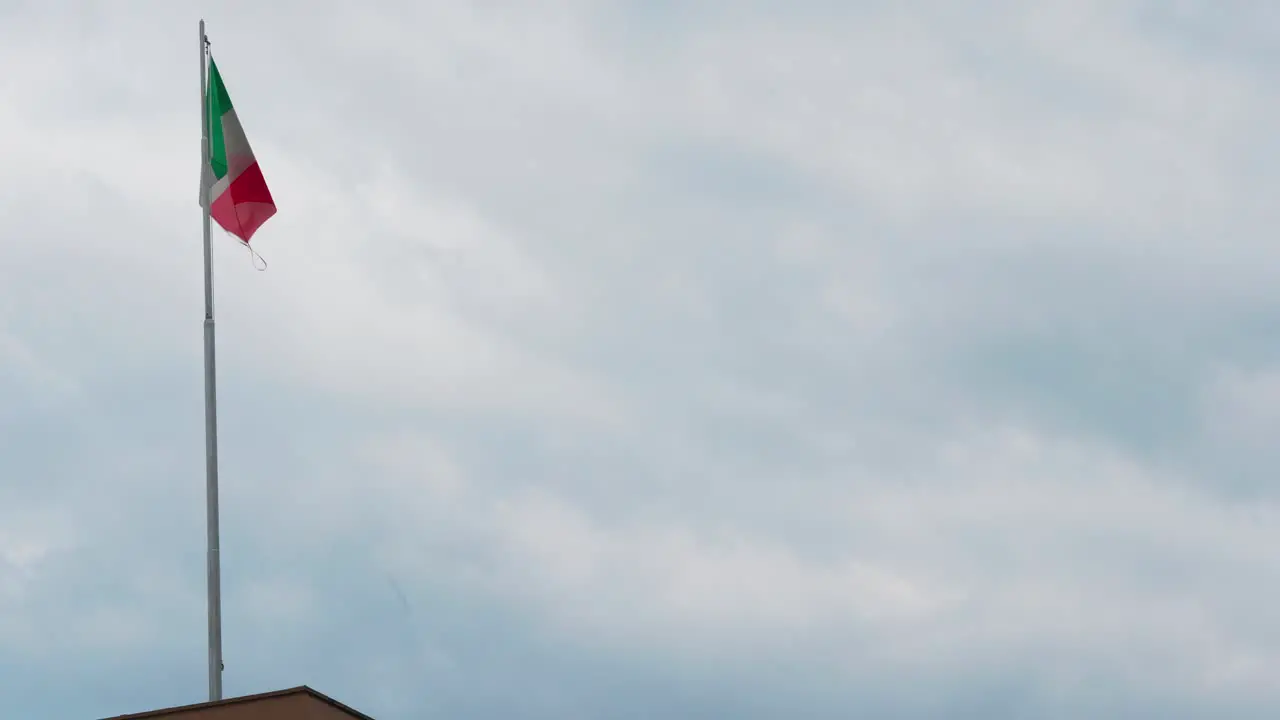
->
<box><xmin>198</xmin><ymin>18</ymin><xmax>225</xmax><ymax>703</ymax></box>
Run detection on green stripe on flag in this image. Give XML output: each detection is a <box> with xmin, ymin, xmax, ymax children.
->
<box><xmin>206</xmin><ymin>59</ymin><xmax>233</xmax><ymax>180</ymax></box>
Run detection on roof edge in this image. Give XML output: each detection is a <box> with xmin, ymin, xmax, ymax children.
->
<box><xmin>100</xmin><ymin>685</ymin><xmax>375</xmax><ymax>720</ymax></box>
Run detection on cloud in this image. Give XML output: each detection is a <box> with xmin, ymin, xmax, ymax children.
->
<box><xmin>7</xmin><ymin>0</ymin><xmax>1280</xmax><ymax>718</ymax></box>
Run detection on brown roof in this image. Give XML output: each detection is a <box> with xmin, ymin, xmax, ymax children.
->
<box><xmin>100</xmin><ymin>685</ymin><xmax>375</xmax><ymax>720</ymax></box>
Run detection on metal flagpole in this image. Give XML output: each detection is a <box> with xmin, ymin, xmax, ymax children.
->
<box><xmin>198</xmin><ymin>18</ymin><xmax>225</xmax><ymax>703</ymax></box>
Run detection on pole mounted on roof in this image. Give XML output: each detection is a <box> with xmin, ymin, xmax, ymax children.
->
<box><xmin>197</xmin><ymin>17</ymin><xmax>224</xmax><ymax>704</ymax></box>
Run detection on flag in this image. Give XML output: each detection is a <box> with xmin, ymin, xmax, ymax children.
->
<box><xmin>205</xmin><ymin>58</ymin><xmax>275</xmax><ymax>243</ymax></box>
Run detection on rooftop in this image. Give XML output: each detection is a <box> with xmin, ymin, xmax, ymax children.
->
<box><xmin>101</xmin><ymin>685</ymin><xmax>374</xmax><ymax>720</ymax></box>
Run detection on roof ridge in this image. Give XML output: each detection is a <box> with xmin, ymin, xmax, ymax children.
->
<box><xmin>99</xmin><ymin>685</ymin><xmax>375</xmax><ymax>720</ymax></box>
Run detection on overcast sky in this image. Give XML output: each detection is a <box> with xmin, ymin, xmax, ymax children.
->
<box><xmin>6</xmin><ymin>1</ymin><xmax>1280</xmax><ymax>718</ymax></box>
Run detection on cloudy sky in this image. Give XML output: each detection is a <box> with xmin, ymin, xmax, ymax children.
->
<box><xmin>5</xmin><ymin>0</ymin><xmax>1280</xmax><ymax>718</ymax></box>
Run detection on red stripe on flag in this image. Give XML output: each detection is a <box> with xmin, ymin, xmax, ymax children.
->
<box><xmin>210</xmin><ymin>162</ymin><xmax>276</xmax><ymax>243</ymax></box>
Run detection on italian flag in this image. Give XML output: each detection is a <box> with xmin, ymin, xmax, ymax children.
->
<box><xmin>205</xmin><ymin>58</ymin><xmax>275</xmax><ymax>243</ymax></box>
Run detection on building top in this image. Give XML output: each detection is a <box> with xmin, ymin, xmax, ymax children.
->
<box><xmin>100</xmin><ymin>685</ymin><xmax>375</xmax><ymax>720</ymax></box>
